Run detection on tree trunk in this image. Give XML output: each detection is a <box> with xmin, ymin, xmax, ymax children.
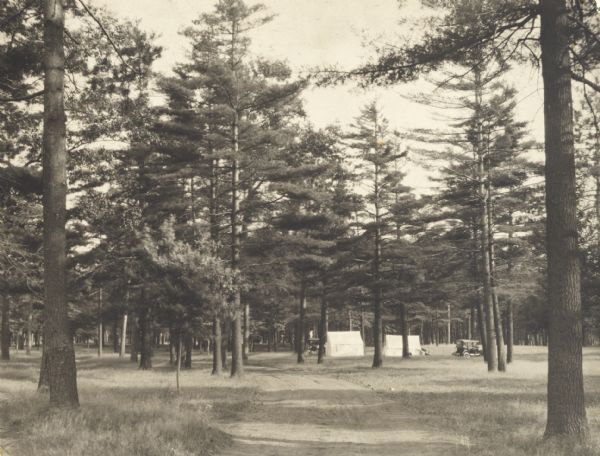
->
<box><xmin>540</xmin><ymin>0</ymin><xmax>587</xmax><ymax>437</ymax></box>
<box><xmin>184</xmin><ymin>330</ymin><xmax>192</xmax><ymax>369</ymax></box>
<box><xmin>372</xmin><ymin>165</ymin><xmax>384</xmax><ymax>368</ymax></box>
<box><xmin>97</xmin><ymin>289</ymin><xmax>103</xmax><ymax>357</ymax></box>
<box><xmin>398</xmin><ymin>303</ymin><xmax>409</xmax><ymax>358</ymax></box>
<box><xmin>478</xmin><ymin>143</ymin><xmax>498</xmax><ymax>372</ymax></box>
<box><xmin>130</xmin><ymin>314</ymin><xmax>138</xmax><ymax>363</ymax></box>
<box><xmin>42</xmin><ymin>0</ymin><xmax>78</xmax><ymax>407</ymax></box>
<box><xmin>318</xmin><ymin>283</ymin><xmax>328</xmax><ymax>364</ymax></box>
<box><xmin>1</xmin><ymin>296</ymin><xmax>10</xmax><ymax>361</ymax></box>
<box><xmin>138</xmin><ymin>301</ymin><xmax>152</xmax><ymax>369</ymax></box>
<box><xmin>23</xmin><ymin>302</ymin><xmax>32</xmax><ymax>355</ymax></box>
<box><xmin>222</xmin><ymin>318</ymin><xmax>229</xmax><ymax>370</ymax></box>
<box><xmin>487</xmin><ymin>186</ymin><xmax>507</xmax><ymax>372</ymax></box>
<box><xmin>112</xmin><ymin>318</ymin><xmax>119</xmax><ymax>354</ymax></box>
<box><xmin>120</xmin><ymin>313</ymin><xmax>127</xmax><ymax>358</ymax></box>
<box><xmin>210</xmin><ymin>315</ymin><xmax>222</xmax><ymax>375</ymax></box>
<box><xmin>475</xmin><ymin>296</ymin><xmax>487</xmax><ymax>362</ymax></box>
<box><xmin>38</xmin><ymin>346</ymin><xmax>50</xmax><ymax>390</ymax></box>
<box><xmin>446</xmin><ymin>303</ymin><xmax>451</xmax><ymax>344</ymax></box>
<box><xmin>242</xmin><ymin>300</ymin><xmax>250</xmax><ymax>361</ymax></box>
<box><xmin>230</xmin><ymin>111</ymin><xmax>243</xmax><ymax>377</ymax></box>
<box><xmin>507</xmin><ymin>299</ymin><xmax>514</xmax><ymax>364</ymax></box>
<box><xmin>297</xmin><ymin>280</ymin><xmax>307</xmax><ymax>363</ymax></box>
<box><xmin>176</xmin><ymin>333</ymin><xmax>182</xmax><ymax>393</ymax></box>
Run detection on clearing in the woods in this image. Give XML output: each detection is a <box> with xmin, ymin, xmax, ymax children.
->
<box><xmin>0</xmin><ymin>346</ymin><xmax>599</xmax><ymax>456</ymax></box>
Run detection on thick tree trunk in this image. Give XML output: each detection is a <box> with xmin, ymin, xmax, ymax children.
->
<box><xmin>38</xmin><ymin>346</ymin><xmax>50</xmax><ymax>390</ymax></box>
<box><xmin>184</xmin><ymin>330</ymin><xmax>192</xmax><ymax>369</ymax></box>
<box><xmin>399</xmin><ymin>303</ymin><xmax>410</xmax><ymax>358</ymax></box>
<box><xmin>1</xmin><ymin>296</ymin><xmax>10</xmax><ymax>361</ymax></box>
<box><xmin>42</xmin><ymin>0</ymin><xmax>78</xmax><ymax>407</ymax></box>
<box><xmin>540</xmin><ymin>0</ymin><xmax>587</xmax><ymax>437</ymax></box>
<box><xmin>138</xmin><ymin>301</ymin><xmax>152</xmax><ymax>369</ymax></box>
<box><xmin>476</xmin><ymin>299</ymin><xmax>487</xmax><ymax>362</ymax></box>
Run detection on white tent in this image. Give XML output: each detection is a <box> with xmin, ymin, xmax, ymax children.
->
<box><xmin>326</xmin><ymin>331</ymin><xmax>365</xmax><ymax>357</ymax></box>
<box><xmin>384</xmin><ymin>335</ymin><xmax>422</xmax><ymax>357</ymax></box>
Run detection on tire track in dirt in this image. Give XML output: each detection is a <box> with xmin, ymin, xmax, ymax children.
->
<box><xmin>217</xmin><ymin>369</ymin><xmax>469</xmax><ymax>456</ymax></box>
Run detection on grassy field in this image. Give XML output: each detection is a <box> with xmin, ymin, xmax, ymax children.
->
<box><xmin>0</xmin><ymin>345</ymin><xmax>598</xmax><ymax>455</ymax></box>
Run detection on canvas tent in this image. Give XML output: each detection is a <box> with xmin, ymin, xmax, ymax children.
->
<box><xmin>326</xmin><ymin>331</ymin><xmax>365</xmax><ymax>357</ymax></box>
<box><xmin>384</xmin><ymin>335</ymin><xmax>422</xmax><ymax>356</ymax></box>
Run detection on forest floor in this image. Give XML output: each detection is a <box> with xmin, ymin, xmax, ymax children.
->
<box><xmin>0</xmin><ymin>345</ymin><xmax>599</xmax><ymax>455</ymax></box>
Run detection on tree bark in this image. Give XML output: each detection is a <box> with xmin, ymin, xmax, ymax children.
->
<box><xmin>540</xmin><ymin>0</ymin><xmax>588</xmax><ymax>437</ymax></box>
<box><xmin>1</xmin><ymin>295</ymin><xmax>10</xmax><ymax>361</ymax></box>
<box><xmin>372</xmin><ymin>161</ymin><xmax>383</xmax><ymax>368</ymax></box>
<box><xmin>477</xmin><ymin>115</ymin><xmax>498</xmax><ymax>372</ymax></box>
<box><xmin>318</xmin><ymin>281</ymin><xmax>328</xmax><ymax>364</ymax></box>
<box><xmin>446</xmin><ymin>303</ymin><xmax>451</xmax><ymax>344</ymax></box>
<box><xmin>130</xmin><ymin>314</ymin><xmax>138</xmax><ymax>363</ymax></box>
<box><xmin>212</xmin><ymin>315</ymin><xmax>222</xmax><ymax>375</ymax></box>
<box><xmin>184</xmin><ymin>329</ymin><xmax>192</xmax><ymax>369</ymax></box>
<box><xmin>230</xmin><ymin>111</ymin><xmax>244</xmax><ymax>377</ymax></box>
<box><xmin>42</xmin><ymin>0</ymin><xmax>78</xmax><ymax>407</ymax></box>
<box><xmin>242</xmin><ymin>300</ymin><xmax>250</xmax><ymax>361</ymax></box>
<box><xmin>399</xmin><ymin>303</ymin><xmax>410</xmax><ymax>358</ymax></box>
<box><xmin>138</xmin><ymin>300</ymin><xmax>152</xmax><ymax>369</ymax></box>
<box><xmin>297</xmin><ymin>280</ymin><xmax>307</xmax><ymax>363</ymax></box>
<box><xmin>120</xmin><ymin>312</ymin><xmax>127</xmax><ymax>358</ymax></box>
<box><xmin>507</xmin><ymin>299</ymin><xmax>514</xmax><ymax>364</ymax></box>
<box><xmin>26</xmin><ymin>303</ymin><xmax>33</xmax><ymax>355</ymax></box>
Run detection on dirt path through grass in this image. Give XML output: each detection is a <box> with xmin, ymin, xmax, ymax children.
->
<box><xmin>217</xmin><ymin>359</ymin><xmax>469</xmax><ymax>456</ymax></box>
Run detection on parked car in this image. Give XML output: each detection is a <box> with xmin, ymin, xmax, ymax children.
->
<box><xmin>454</xmin><ymin>339</ymin><xmax>483</xmax><ymax>357</ymax></box>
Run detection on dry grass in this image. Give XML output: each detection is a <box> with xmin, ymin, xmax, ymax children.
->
<box><xmin>0</xmin><ymin>345</ymin><xmax>598</xmax><ymax>455</ymax></box>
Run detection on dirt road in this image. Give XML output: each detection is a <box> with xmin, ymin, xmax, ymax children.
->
<box><xmin>216</xmin><ymin>355</ymin><xmax>469</xmax><ymax>456</ymax></box>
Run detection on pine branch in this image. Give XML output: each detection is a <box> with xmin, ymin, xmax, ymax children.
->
<box><xmin>0</xmin><ymin>89</ymin><xmax>44</xmax><ymax>103</ymax></box>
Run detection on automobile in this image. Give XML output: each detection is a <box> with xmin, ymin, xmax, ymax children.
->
<box><xmin>307</xmin><ymin>338</ymin><xmax>320</xmax><ymax>354</ymax></box>
<box><xmin>454</xmin><ymin>339</ymin><xmax>483</xmax><ymax>357</ymax></box>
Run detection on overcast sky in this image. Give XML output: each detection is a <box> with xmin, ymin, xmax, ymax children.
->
<box><xmin>89</xmin><ymin>0</ymin><xmax>546</xmax><ymax>191</ymax></box>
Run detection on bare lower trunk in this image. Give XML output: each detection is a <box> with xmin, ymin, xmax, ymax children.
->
<box><xmin>130</xmin><ymin>314</ymin><xmax>138</xmax><ymax>363</ymax></box>
<box><xmin>540</xmin><ymin>0</ymin><xmax>587</xmax><ymax>437</ymax></box>
<box><xmin>478</xmin><ymin>148</ymin><xmax>497</xmax><ymax>372</ymax></box>
<box><xmin>176</xmin><ymin>333</ymin><xmax>182</xmax><ymax>393</ymax></box>
<box><xmin>26</xmin><ymin>303</ymin><xmax>32</xmax><ymax>355</ymax></box>
<box><xmin>477</xmin><ymin>297</ymin><xmax>488</xmax><ymax>364</ymax></box>
<box><xmin>318</xmin><ymin>286</ymin><xmax>328</xmax><ymax>364</ymax></box>
<box><xmin>400</xmin><ymin>303</ymin><xmax>409</xmax><ymax>358</ymax></box>
<box><xmin>38</xmin><ymin>346</ymin><xmax>50</xmax><ymax>390</ymax></box>
<box><xmin>297</xmin><ymin>280</ymin><xmax>306</xmax><ymax>363</ymax></box>
<box><xmin>242</xmin><ymin>301</ymin><xmax>250</xmax><ymax>361</ymax></box>
<box><xmin>139</xmin><ymin>303</ymin><xmax>152</xmax><ymax>369</ymax></box>
<box><xmin>222</xmin><ymin>318</ymin><xmax>229</xmax><ymax>370</ymax></box>
<box><xmin>212</xmin><ymin>315</ymin><xmax>222</xmax><ymax>375</ymax></box>
<box><xmin>184</xmin><ymin>330</ymin><xmax>192</xmax><ymax>369</ymax></box>
<box><xmin>120</xmin><ymin>313</ymin><xmax>127</xmax><ymax>358</ymax></box>
<box><xmin>507</xmin><ymin>300</ymin><xmax>514</xmax><ymax>364</ymax></box>
<box><xmin>42</xmin><ymin>0</ymin><xmax>78</xmax><ymax>407</ymax></box>
<box><xmin>1</xmin><ymin>296</ymin><xmax>10</xmax><ymax>361</ymax></box>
